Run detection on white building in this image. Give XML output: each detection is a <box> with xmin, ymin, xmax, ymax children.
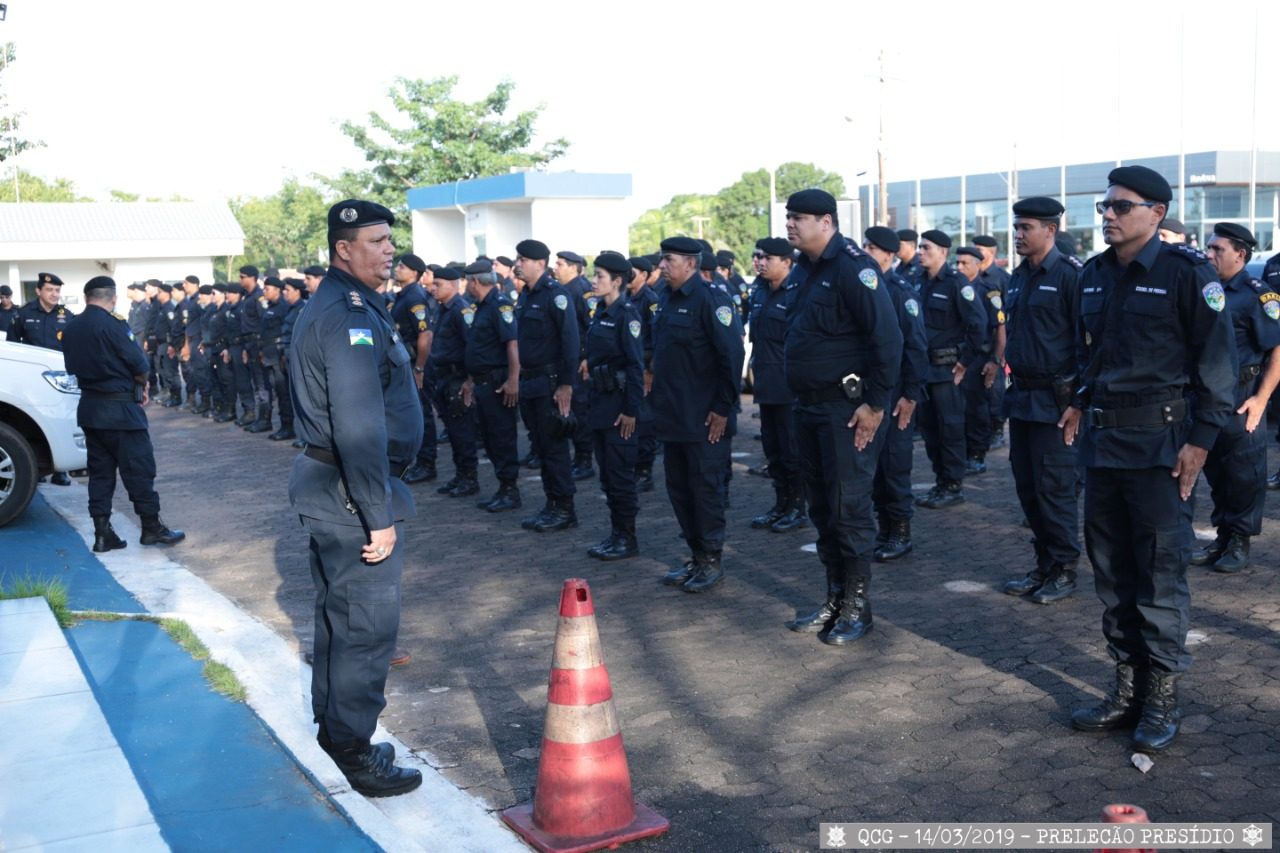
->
<box><xmin>407</xmin><ymin>171</ymin><xmax>631</xmax><ymax>263</ymax></box>
<box><xmin>0</xmin><ymin>202</ymin><xmax>244</xmax><ymax>309</ymax></box>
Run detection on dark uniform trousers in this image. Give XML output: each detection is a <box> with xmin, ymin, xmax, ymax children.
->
<box><xmin>636</xmin><ymin>397</ymin><xmax>658</xmax><ymax>470</ymax></box>
<box><xmin>797</xmin><ymin>400</ymin><xmax>887</xmax><ymax>579</ymax></box>
<box><xmin>572</xmin><ymin>379</ymin><xmax>591</xmax><ymax>461</ymax></box>
<box><xmin>416</xmin><ymin>380</ymin><xmax>438</xmax><ymax>467</ymax></box>
<box><xmin>435</xmin><ymin>370</ymin><xmax>478</xmax><ymax>476</ymax></box>
<box><xmin>213</xmin><ymin>351</ymin><xmax>233</xmax><ymax>411</ymax></box>
<box><xmin>190</xmin><ymin>348</ymin><xmax>211</xmax><ymax>404</ymax></box>
<box><xmin>1009</xmin><ymin>419</ymin><xmax>1081</xmax><ymax>568</ymax></box>
<box><xmin>1084</xmin><ymin>466</ymin><xmax>1191</xmax><ymax>673</ymax></box>
<box><xmin>247</xmin><ymin>342</ymin><xmax>269</xmax><ymax>405</ymax></box>
<box><xmin>160</xmin><ymin>349</ymin><xmax>182</xmax><ymax>401</ymax></box>
<box><xmin>305</xmin><ymin>517</ymin><xmax>403</xmax><ymax>745</ymax></box>
<box><xmin>663</xmin><ymin>438</ymin><xmax>730</xmax><ymax>554</ymax></box>
<box><xmin>521</xmin><ymin>393</ymin><xmax>576</xmax><ymax>500</ymax></box>
<box><xmin>1200</xmin><ymin>406</ymin><xmax>1268</xmax><ymax>536</ymax></box>
<box><xmin>759</xmin><ymin>403</ymin><xmax>802</xmax><ymax>498</ymax></box>
<box><xmin>85</xmin><ymin>427</ymin><xmax>160</xmax><ymax>518</ymax></box>
<box><xmin>272</xmin><ymin>363</ymin><xmax>294</xmax><ymax>427</ymax></box>
<box><xmin>474</xmin><ymin>378</ymin><xmax>520</xmax><ymax>483</ymax></box>
<box><xmin>871</xmin><ymin>387</ymin><xmax>917</xmax><ymax>522</ymax></box>
<box><xmin>920</xmin><ymin>380</ymin><xmax>967</xmax><ymax>483</ymax></box>
<box><xmin>963</xmin><ymin>364</ymin><xmax>994</xmax><ymax>456</ymax></box>
<box><xmin>228</xmin><ymin>343</ymin><xmax>254</xmax><ymax>413</ymax></box>
<box><xmin>594</xmin><ymin>429</ymin><xmax>638</xmax><ymax>529</ymax></box>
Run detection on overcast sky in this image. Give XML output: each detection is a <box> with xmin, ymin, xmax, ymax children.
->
<box><xmin>4</xmin><ymin>0</ymin><xmax>1276</xmax><ymax>218</ymax></box>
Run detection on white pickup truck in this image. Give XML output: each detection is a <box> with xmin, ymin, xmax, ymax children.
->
<box><xmin>0</xmin><ymin>340</ymin><xmax>87</xmax><ymax>526</ymax></box>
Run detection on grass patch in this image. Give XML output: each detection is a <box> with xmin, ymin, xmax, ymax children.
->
<box><xmin>73</xmin><ymin>610</ymin><xmax>129</xmax><ymax>622</ymax></box>
<box><xmin>0</xmin><ymin>574</ymin><xmax>72</xmax><ymax>626</ymax></box>
<box><xmin>156</xmin><ymin>617</ymin><xmax>247</xmax><ymax>702</ymax></box>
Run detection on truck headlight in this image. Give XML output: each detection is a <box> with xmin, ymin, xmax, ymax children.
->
<box><xmin>43</xmin><ymin>370</ymin><xmax>80</xmax><ymax>394</ymax></box>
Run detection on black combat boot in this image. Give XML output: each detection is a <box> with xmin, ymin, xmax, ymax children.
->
<box><xmin>213</xmin><ymin>404</ymin><xmax>236</xmax><ymax>423</ymax></box>
<box><xmin>269</xmin><ymin>423</ymin><xmax>296</xmax><ymax>441</ymax></box>
<box><xmin>1029</xmin><ymin>563</ymin><xmax>1077</xmax><ymax>604</ymax></box>
<box><xmin>874</xmin><ymin>512</ymin><xmax>890</xmax><ymax>549</ymax></box>
<box><xmin>587</xmin><ymin>532</ymin><xmax>619</xmax><ymax>559</ymax></box>
<box><xmin>1002</xmin><ymin>566</ymin><xmax>1049</xmax><ymax>596</ymax></box>
<box><xmin>750</xmin><ymin>488</ymin><xmax>786</xmax><ymax>529</ymax></box>
<box><xmin>318</xmin><ymin>724</ymin><xmax>393</xmax><ymax>763</ymax></box>
<box><xmin>192</xmin><ymin>399</ymin><xmax>210</xmax><ymax>415</ymax></box>
<box><xmin>1071</xmin><ymin>663</ymin><xmax>1145</xmax><ymax>732</ymax></box>
<box><xmin>571</xmin><ymin>453</ymin><xmax>595</xmax><ymax>481</ymax></box>
<box><xmin>597</xmin><ymin>520</ymin><xmax>638</xmax><ymax>561</ymax></box>
<box><xmin>635</xmin><ymin>466</ymin><xmax>654</xmax><ymax>493</ymax></box>
<box><xmin>246</xmin><ymin>403</ymin><xmax>273</xmax><ymax>433</ymax></box>
<box><xmin>916</xmin><ymin>481</ymin><xmax>965</xmax><ymax>509</ymax></box>
<box><xmin>400</xmin><ymin>462</ymin><xmax>436</xmax><ymax>483</ymax></box>
<box><xmin>139</xmin><ymin>515</ymin><xmax>185</xmax><ymax>546</ymax></box>
<box><xmin>235</xmin><ymin>405</ymin><xmax>257</xmax><ymax>427</ymax></box>
<box><xmin>523</xmin><ymin>452</ymin><xmax>542</xmax><ymax>470</ymax></box>
<box><xmin>533</xmin><ymin>497</ymin><xmax>577</xmax><ymax>532</ymax></box>
<box><xmin>873</xmin><ymin>517</ymin><xmax>913</xmax><ymax>562</ymax></box>
<box><xmin>484</xmin><ymin>481</ymin><xmax>521</xmax><ymax>513</ymax></box>
<box><xmin>91</xmin><ymin>516</ymin><xmax>127</xmax><ymax>553</ymax></box>
<box><xmin>964</xmin><ymin>454</ymin><xmax>987</xmax><ymax>475</ymax></box>
<box><xmin>1131</xmin><ymin>670</ymin><xmax>1181</xmax><ymax>753</ymax></box>
<box><xmin>821</xmin><ymin>570</ymin><xmax>873</xmax><ymax>645</ymax></box>
<box><xmin>436</xmin><ymin>476</ymin><xmax>461</xmax><ymax>495</ymax></box>
<box><xmin>446</xmin><ymin>473</ymin><xmax>479</xmax><ymax>498</ymax></box>
<box><xmin>1211</xmin><ymin>534</ymin><xmax>1249</xmax><ymax>573</ymax></box>
<box><xmin>661</xmin><ymin>555</ymin><xmax>699</xmax><ymax>587</ymax></box>
<box><xmin>1189</xmin><ymin>530</ymin><xmax>1228</xmax><ymax>566</ymax></box>
<box><xmin>681</xmin><ymin>550</ymin><xmax>724</xmax><ymax>593</ymax></box>
<box><xmin>784</xmin><ymin>564</ymin><xmax>844</xmax><ymax>634</ymax></box>
<box><xmin>771</xmin><ymin>490</ymin><xmax>809</xmax><ymax>533</ymax></box>
<box><xmin>328</xmin><ymin>740</ymin><xmax>422</xmax><ymax>798</ymax></box>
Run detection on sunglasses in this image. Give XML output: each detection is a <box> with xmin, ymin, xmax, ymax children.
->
<box><xmin>1095</xmin><ymin>200</ymin><xmax>1159</xmax><ymax>216</ymax></box>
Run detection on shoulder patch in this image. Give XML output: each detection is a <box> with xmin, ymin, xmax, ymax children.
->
<box><xmin>553</xmin><ymin>293</ymin><xmax>568</xmax><ymax>311</ymax></box>
<box><xmin>904</xmin><ymin>298</ymin><xmax>920</xmax><ymax>318</ymax></box>
<box><xmin>858</xmin><ymin>268</ymin><xmax>879</xmax><ymax>290</ymax></box>
<box><xmin>715</xmin><ymin>305</ymin><xmax>734</xmax><ymax>327</ymax></box>
<box><xmin>987</xmin><ymin>292</ymin><xmax>1003</xmax><ymax>310</ymax></box>
<box><xmin>960</xmin><ymin>284</ymin><xmax>976</xmax><ymax>302</ymax></box>
<box><xmin>349</xmin><ymin>328</ymin><xmax>374</xmax><ymax>346</ymax></box>
<box><xmin>1261</xmin><ymin>290</ymin><xmax>1280</xmax><ymax>319</ymax></box>
<box><xmin>1202</xmin><ymin>282</ymin><xmax>1226</xmax><ymax>312</ymax></box>
<box><xmin>629</xmin><ymin>319</ymin><xmax>641</xmax><ymax>338</ymax></box>
<box><xmin>412</xmin><ymin>305</ymin><xmax>427</xmax><ymax>321</ymax></box>
<box><xmin>462</xmin><ymin>305</ymin><xmax>476</xmax><ymax>326</ymax></box>
<box><xmin>499</xmin><ymin>304</ymin><xmax>515</xmax><ymax>323</ymax></box>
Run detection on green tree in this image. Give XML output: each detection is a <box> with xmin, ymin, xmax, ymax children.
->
<box><xmin>628</xmin><ymin>194</ymin><xmax>716</xmax><ymax>256</ymax></box>
<box><xmin>0</xmin><ymin>43</ymin><xmax>42</xmax><ymax>167</ymax></box>
<box><xmin>227</xmin><ymin>178</ymin><xmax>330</xmax><ymax>275</ymax></box>
<box><xmin>0</xmin><ymin>170</ymin><xmax>89</xmax><ymax>202</ymax></box>
<box><xmin>331</xmin><ymin>76</ymin><xmax>568</xmax><ymax>247</ymax></box>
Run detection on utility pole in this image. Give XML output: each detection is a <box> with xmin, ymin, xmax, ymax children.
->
<box><xmin>877</xmin><ymin>49</ymin><xmax>888</xmax><ymax>226</ymax></box>
<box><xmin>692</xmin><ymin>216</ymin><xmax>710</xmax><ymax>240</ymax></box>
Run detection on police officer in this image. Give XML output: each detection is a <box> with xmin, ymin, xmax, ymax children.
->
<box><xmin>218</xmin><ymin>285</ymin><xmax>246</xmax><ymax>423</ymax></box>
<box><xmin>0</xmin><ymin>285</ymin><xmax>16</xmax><ymax>335</ymax></box>
<box><xmin>176</xmin><ymin>276</ymin><xmax>204</xmax><ymax>412</ymax></box>
<box><xmin>8</xmin><ymin>272</ymin><xmax>70</xmax><ymax>351</ymax></box>
<box><xmin>429</xmin><ymin>268</ymin><xmax>479</xmax><ymax>497</ymax></box>
<box><xmin>186</xmin><ymin>284</ymin><xmax>214</xmax><ymax>415</ymax></box>
<box><xmin>652</xmin><ymin>236</ymin><xmax>744</xmax><ymax>593</ymax></box>
<box><xmin>272</xmin><ymin>278</ymin><xmax>306</xmax><ymax>441</ymax></box>
<box><xmin>201</xmin><ymin>284</ymin><xmax>229</xmax><ymax>420</ymax></box>
<box><xmin>150</xmin><ymin>283</ymin><xmax>184</xmax><ymax>407</ymax></box>
<box><xmin>554</xmin><ymin>250</ymin><xmax>596</xmax><ymax>481</ymax></box>
<box><xmin>975</xmin><ymin>235</ymin><xmax>1011</xmax><ymax>448</ymax></box>
<box><xmin>514</xmin><ymin>240</ymin><xmax>581</xmax><ymax>532</ymax></box>
<box><xmin>955</xmin><ymin>246</ymin><xmax>1003</xmax><ymax>474</ymax></box>
<box><xmin>895</xmin><ymin>229</ymin><xmax>923</xmax><ymax>287</ymax></box>
<box><xmin>717</xmin><ymin>249</ymin><xmax>752</xmax><ymax>322</ymax></box>
<box><xmin>493</xmin><ymin>255</ymin><xmax>518</xmax><ymax>297</ymax></box>
<box><xmin>1158</xmin><ymin>217</ymin><xmax>1187</xmax><ymax>244</ymax></box>
<box><xmin>237</xmin><ymin>265</ymin><xmax>271</xmax><ymax>430</ymax></box>
<box><xmin>1065</xmin><ymin>166</ymin><xmax>1235</xmax><ymax>754</ymax></box>
<box><xmin>915</xmin><ymin>230</ymin><xmax>987</xmax><ymax>508</ymax></box>
<box><xmin>584</xmin><ymin>252</ymin><xmax>645</xmax><ymax>560</ymax></box>
<box><xmin>302</xmin><ymin>265</ymin><xmax>327</xmax><ymax>296</ymax></box>
<box><xmin>1187</xmin><ymin>223</ymin><xmax>1280</xmax><ymax>573</ymax></box>
<box><xmin>999</xmin><ymin>197</ymin><xmax>1084</xmax><ymax>603</ymax></box>
<box><xmin>61</xmin><ymin>276</ymin><xmax>184</xmax><ymax>552</ymax></box>
<box><xmin>626</xmin><ymin>256</ymin><xmax>660</xmax><ymax>492</ymax></box>
<box><xmin>780</xmin><ymin>191</ymin><xmax>902</xmax><ymax>645</ymax></box>
<box><xmin>125</xmin><ymin>283</ymin><xmax>151</xmax><ymax>350</ymax></box>
<box><xmin>288</xmin><ymin>199</ymin><xmax>423</xmax><ymax>797</ymax></box>
<box><xmin>462</xmin><ymin>259</ymin><xmax>521</xmax><ymax>511</ymax></box>
<box><xmin>390</xmin><ymin>254</ymin><xmax>439</xmax><ymax>483</ymax></box>
<box><xmin>862</xmin><ymin>227</ymin><xmax>927</xmax><ymax>562</ymax></box>
<box><xmin>747</xmin><ymin>237</ymin><xmax>808</xmax><ymax>533</ymax></box>
<box><xmin>249</xmin><ymin>277</ymin><xmax>287</xmax><ymax>434</ymax></box>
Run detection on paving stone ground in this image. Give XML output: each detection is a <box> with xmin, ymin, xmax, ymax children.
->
<box><xmin>124</xmin><ymin>401</ymin><xmax>1280</xmax><ymax>851</ymax></box>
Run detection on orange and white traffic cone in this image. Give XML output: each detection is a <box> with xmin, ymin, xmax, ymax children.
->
<box><xmin>1096</xmin><ymin>803</ymin><xmax>1154</xmax><ymax>853</ymax></box>
<box><xmin>502</xmin><ymin>579</ymin><xmax>669</xmax><ymax>853</ymax></box>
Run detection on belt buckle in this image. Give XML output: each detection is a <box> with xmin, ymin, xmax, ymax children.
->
<box><xmin>1088</xmin><ymin>407</ymin><xmax>1104</xmax><ymax>428</ymax></box>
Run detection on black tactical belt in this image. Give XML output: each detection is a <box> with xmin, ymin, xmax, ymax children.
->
<box><xmin>304</xmin><ymin>446</ymin><xmax>409</xmax><ymax>478</ymax></box>
<box><xmin>1087</xmin><ymin>398</ymin><xmax>1186</xmax><ymax>429</ymax></box>
<box><xmin>436</xmin><ymin>363</ymin><xmax>465</xmax><ymax>378</ymax></box>
<box><xmin>1240</xmin><ymin>364</ymin><xmax>1262</xmax><ymax>384</ymax></box>
<box><xmin>1012</xmin><ymin>374</ymin><xmax>1054</xmax><ymax>391</ymax></box>
<box><xmin>520</xmin><ymin>364</ymin><xmax>558</xmax><ymax>381</ymax></box>
<box><xmin>796</xmin><ymin>385</ymin><xmax>848</xmax><ymax>405</ymax></box>
<box><xmin>928</xmin><ymin>347</ymin><xmax>960</xmax><ymax>367</ymax></box>
<box><xmin>473</xmin><ymin>368</ymin><xmax>510</xmax><ymax>386</ymax></box>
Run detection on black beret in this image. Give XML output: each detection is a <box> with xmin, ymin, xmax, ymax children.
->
<box><xmin>283</xmin><ymin>278</ymin><xmax>305</xmax><ymax>291</ymax></box>
<box><xmin>594</xmin><ymin>252</ymin><xmax>632</xmax><ymax>277</ymax></box>
<box><xmin>757</xmin><ymin>237</ymin><xmax>793</xmax><ymax>257</ymax></box>
<box><xmin>125</xmin><ymin>283</ymin><xmax>144</xmax><ymax>291</ymax></box>
<box><xmin>696</xmin><ymin>239</ymin><xmax>714</xmax><ymax>255</ymax></box>
<box><xmin>1161</xmin><ymin>218</ymin><xmax>1186</xmax><ymax>235</ymax></box>
<box><xmin>263</xmin><ymin>276</ymin><xmax>283</xmax><ymax>289</ymax></box>
<box><xmin>1055</xmin><ymin>233</ymin><xmax>1080</xmax><ymax>255</ymax></box>
<box><xmin>426</xmin><ymin>264</ymin><xmax>443</xmax><ymax>273</ymax></box>
<box><xmin>785</xmin><ymin>188</ymin><xmax>838</xmax><ymax>216</ymax></box>
<box><xmin>896</xmin><ymin>229</ymin><xmax>919</xmax><ymax>242</ymax></box>
<box><xmin>556</xmin><ymin>250</ymin><xmax>586</xmax><ymax>266</ymax></box>
<box><xmin>516</xmin><ymin>239</ymin><xmax>551</xmax><ymax>261</ymax></box>
<box><xmin>434</xmin><ymin>267</ymin><xmax>462</xmax><ymax>282</ymax></box>
<box><xmin>659</xmin><ymin>236</ymin><xmax>702</xmax><ymax>256</ymax></box>
<box><xmin>212</xmin><ymin>283</ymin><xmax>228</xmax><ymax>293</ymax></box>
<box><xmin>0</xmin><ymin>285</ymin><xmax>11</xmax><ymax>296</ymax></box>
<box><xmin>495</xmin><ymin>256</ymin><xmax>514</xmax><ymax>267</ymax></box>
<box><xmin>83</xmin><ymin>275</ymin><xmax>116</xmax><ymax>295</ymax></box>
<box><xmin>645</xmin><ymin>252</ymin><xmax>661</xmax><ymax>265</ymax></box>
<box><xmin>972</xmin><ymin>235</ymin><xmax>998</xmax><ymax>248</ymax></box>
<box><xmin>446</xmin><ymin>261</ymin><xmax>466</xmax><ymax>270</ymax></box>
<box><xmin>628</xmin><ymin>256</ymin><xmax>654</xmax><ymax>273</ymax></box>
<box><xmin>463</xmin><ymin>259</ymin><xmax>493</xmax><ymax>276</ymax></box>
<box><xmin>1213</xmin><ymin>222</ymin><xmax>1257</xmax><ymax>247</ymax></box>
<box><xmin>238</xmin><ymin>265</ymin><xmax>259</xmax><ymax>279</ymax></box>
<box><xmin>184</xmin><ymin>274</ymin><xmax>200</xmax><ymax>285</ymax></box>
<box><xmin>327</xmin><ymin>199</ymin><xmax>395</xmax><ymax>232</ymax></box>
<box><xmin>956</xmin><ymin>246</ymin><xmax>983</xmax><ymax>260</ymax></box>
<box><xmin>398</xmin><ymin>253</ymin><xmax>426</xmax><ymax>273</ymax></box>
<box><xmin>1107</xmin><ymin>165</ymin><xmax>1172</xmax><ymax>203</ymax></box>
<box><xmin>38</xmin><ymin>272</ymin><xmax>64</xmax><ymax>286</ymax></box>
<box><xmin>863</xmin><ymin>226</ymin><xmax>900</xmax><ymax>253</ymax></box>
<box><xmin>715</xmin><ymin>250</ymin><xmax>736</xmax><ymax>266</ymax></box>
<box><xmin>197</xmin><ymin>284</ymin><xmax>214</xmax><ymax>295</ymax></box>
<box><xmin>921</xmin><ymin>229</ymin><xmax>952</xmax><ymax>249</ymax></box>
<box><xmin>1011</xmin><ymin>196</ymin><xmax>1065</xmax><ymax>220</ymax></box>
<box><xmin>157</xmin><ymin>282</ymin><xmax>174</xmax><ymax>293</ymax></box>
<box><xmin>700</xmin><ymin>251</ymin><xmax>718</xmax><ymax>271</ymax></box>
<box><xmin>302</xmin><ymin>265</ymin><xmax>327</xmax><ymax>277</ymax></box>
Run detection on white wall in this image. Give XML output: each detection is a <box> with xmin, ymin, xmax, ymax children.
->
<box><xmin>529</xmin><ymin>198</ymin><xmax>629</xmax><ymax>258</ymax></box>
<box><xmin>411</xmin><ymin>198</ymin><xmax>626</xmax><ymax>265</ymax></box>
<box><xmin>412</xmin><ymin>208</ymin><xmax>465</xmax><ymax>263</ymax></box>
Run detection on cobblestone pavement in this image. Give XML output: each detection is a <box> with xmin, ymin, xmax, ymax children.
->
<box><xmin>125</xmin><ymin>401</ymin><xmax>1280</xmax><ymax>851</ymax></box>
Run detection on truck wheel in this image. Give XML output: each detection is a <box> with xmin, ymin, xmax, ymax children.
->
<box><xmin>0</xmin><ymin>421</ymin><xmax>38</xmax><ymax>527</ymax></box>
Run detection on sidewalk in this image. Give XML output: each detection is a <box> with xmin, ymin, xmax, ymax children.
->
<box><xmin>0</xmin><ymin>489</ymin><xmax>525</xmax><ymax>852</ymax></box>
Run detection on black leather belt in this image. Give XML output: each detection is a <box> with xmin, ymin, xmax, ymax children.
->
<box><xmin>928</xmin><ymin>347</ymin><xmax>960</xmax><ymax>366</ymax></box>
<box><xmin>84</xmin><ymin>391</ymin><xmax>137</xmax><ymax>402</ymax></box>
<box><xmin>472</xmin><ymin>368</ymin><xmax>510</xmax><ymax>386</ymax></box>
<box><xmin>1087</xmin><ymin>398</ymin><xmax>1186</xmax><ymax>429</ymax></box>
<box><xmin>304</xmin><ymin>446</ymin><xmax>409</xmax><ymax>478</ymax></box>
<box><xmin>1012</xmin><ymin>375</ymin><xmax>1054</xmax><ymax>391</ymax></box>
<box><xmin>1240</xmin><ymin>363</ymin><xmax>1262</xmax><ymax>384</ymax></box>
<box><xmin>520</xmin><ymin>364</ymin><xmax>558</xmax><ymax>381</ymax></box>
<box><xmin>796</xmin><ymin>386</ymin><xmax>847</xmax><ymax>405</ymax></box>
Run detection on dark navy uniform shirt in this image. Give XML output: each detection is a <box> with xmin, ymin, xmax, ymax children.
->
<box><xmin>887</xmin><ymin>270</ymin><xmax>928</xmax><ymax>403</ymax></box>
<box><xmin>168</xmin><ymin>296</ymin><xmax>189</xmax><ymax>348</ymax></box>
<box><xmin>919</xmin><ymin>266</ymin><xmax>988</xmax><ymax>383</ymax></box>
<box><xmin>222</xmin><ymin>299</ymin><xmax>241</xmax><ymax>345</ymax></box>
<box><xmin>1219</xmin><ymin>268</ymin><xmax>1280</xmax><ymax>406</ymax></box>
<box><xmin>1004</xmin><ymin>246</ymin><xmax>1083</xmax><ymax>424</ymax></box>
<box><xmin>747</xmin><ymin>275</ymin><xmax>797</xmax><ymax>406</ymax></box>
<box><xmin>239</xmin><ymin>285</ymin><xmax>266</xmax><ymax>341</ymax></box>
<box><xmin>183</xmin><ymin>298</ymin><xmax>206</xmax><ymax>347</ymax></box>
<box><xmin>149</xmin><ymin>298</ymin><xmax>175</xmax><ymax>350</ymax></box>
<box><xmin>0</xmin><ymin>305</ymin><xmax>16</xmax><ymax>336</ymax></box>
<box><xmin>895</xmin><ymin>256</ymin><xmax>924</xmax><ymax>290</ymax></box>
<box><xmin>515</xmin><ymin>272</ymin><xmax>579</xmax><ymax>396</ymax></box>
<box><xmin>7</xmin><ymin>301</ymin><xmax>70</xmax><ymax>351</ymax></box>
<box><xmin>280</xmin><ymin>299</ymin><xmax>305</xmax><ymax>356</ymax></box>
<box><xmin>784</xmin><ymin>234</ymin><xmax>903</xmax><ymax>410</ymax></box>
<box><xmin>625</xmin><ymin>284</ymin><xmax>658</xmax><ymax>370</ymax></box>
<box><xmin>391</xmin><ymin>283</ymin><xmax>434</xmax><ymax>357</ymax></box>
<box><xmin>585</xmin><ymin>296</ymin><xmax>644</xmax><ymax>429</ymax></box>
<box><xmin>261</xmin><ymin>296</ymin><xmax>286</xmax><ymax>364</ymax></box>
<box><xmin>566</xmin><ymin>274</ymin><xmax>593</xmax><ymax>359</ymax></box>
<box><xmin>62</xmin><ymin>304</ymin><xmax>150</xmax><ymax>431</ymax></box>
<box><xmin>651</xmin><ymin>276</ymin><xmax>744</xmax><ymax>443</ymax></box>
<box><xmin>465</xmin><ymin>288</ymin><xmax>517</xmax><ymax>378</ymax></box>
<box><xmin>979</xmin><ymin>263</ymin><xmax>1011</xmax><ymax>297</ymax></box>
<box><xmin>288</xmin><ymin>267</ymin><xmax>423</xmax><ymax>530</ymax></box>
<box><xmin>202</xmin><ymin>301</ymin><xmax>225</xmax><ymax>348</ymax></box>
<box><xmin>1263</xmin><ymin>253</ymin><xmax>1280</xmax><ymax>293</ymax></box>
<box><xmin>431</xmin><ymin>294</ymin><xmax>471</xmax><ymax>369</ymax></box>
<box><xmin>1076</xmin><ymin>236</ymin><xmax>1236</xmax><ymax>467</ymax></box>
<box><xmin>127</xmin><ymin>299</ymin><xmax>151</xmax><ymax>343</ymax></box>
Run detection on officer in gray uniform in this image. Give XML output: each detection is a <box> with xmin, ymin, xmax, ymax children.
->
<box><xmin>288</xmin><ymin>199</ymin><xmax>423</xmax><ymax>798</ymax></box>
